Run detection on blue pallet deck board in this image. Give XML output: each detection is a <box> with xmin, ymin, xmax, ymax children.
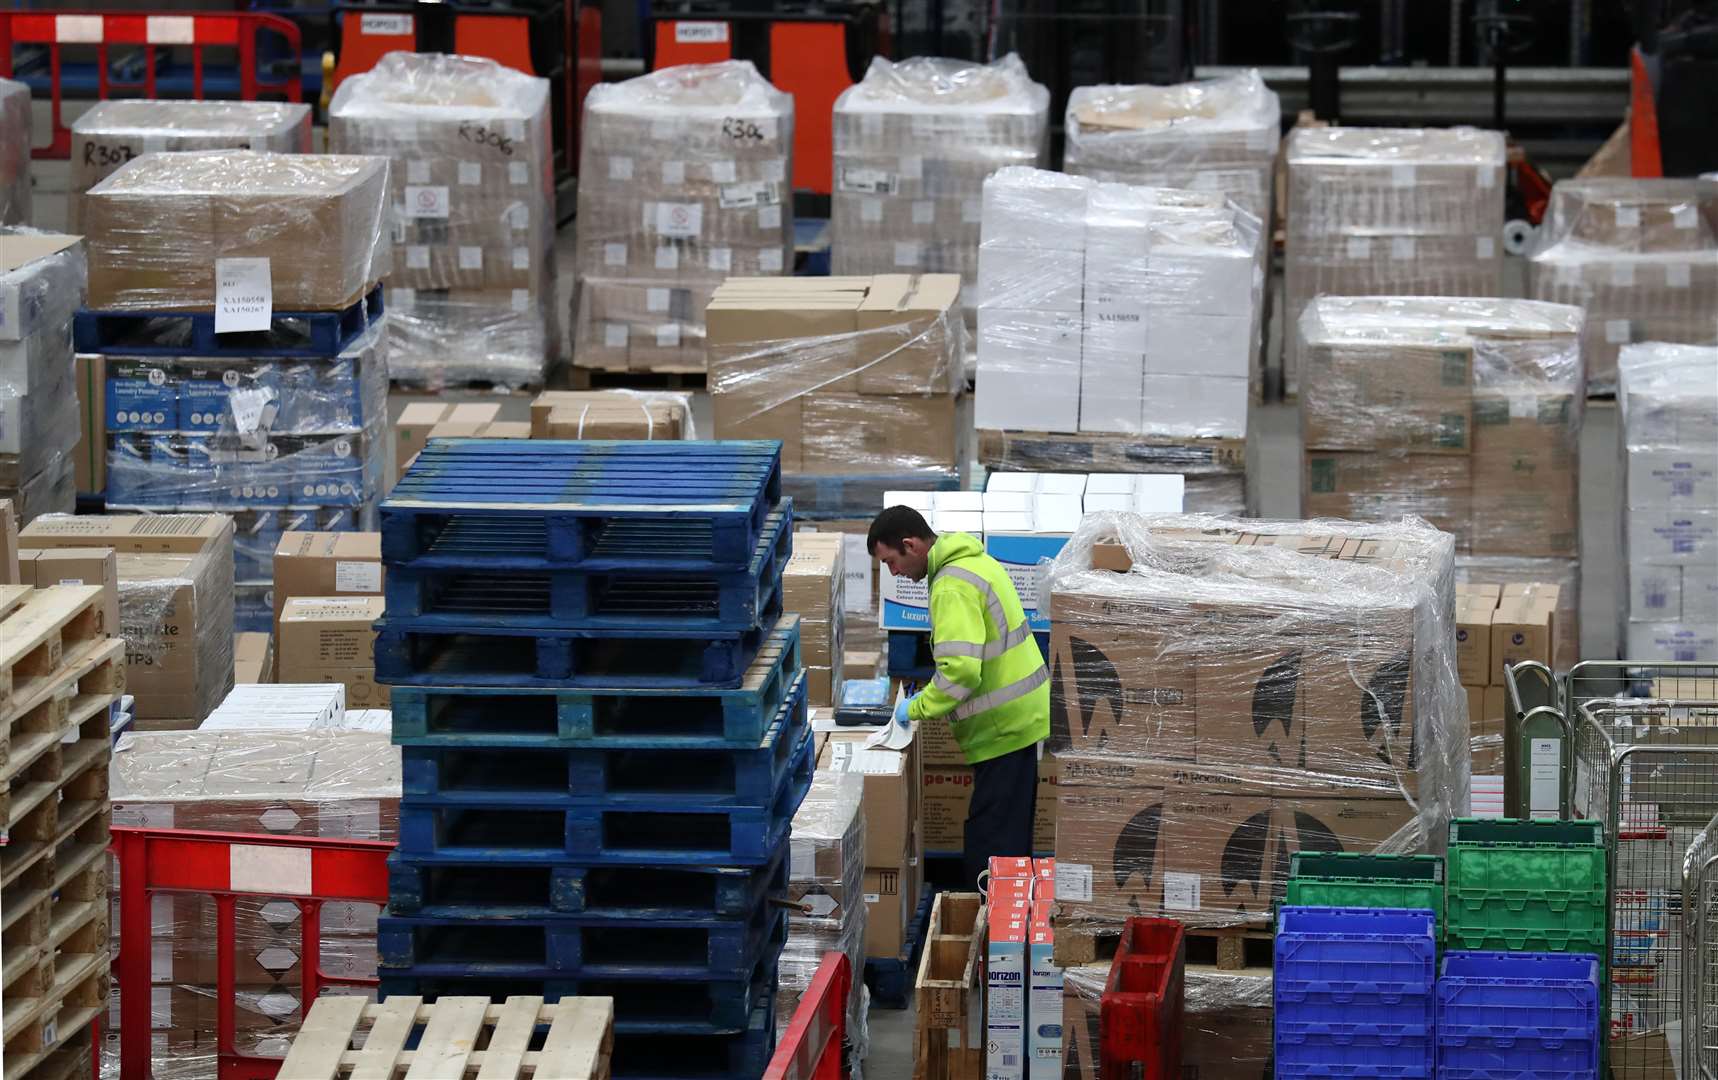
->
<box><xmin>377</xmin><ymin>902</ymin><xmax>787</xmax><ymax>980</ymax></box>
<box><xmin>380</xmin><ymin>504</ymin><xmax>792</xmax><ymax>633</ymax></box>
<box><xmin>381</xmin><ymin>440</ymin><xmax>783</xmax><ymax>570</ymax></box>
<box><xmin>75</xmin><ymin>285</ymin><xmax>384</xmax><ymax>358</ymax></box>
<box><xmin>388</xmin><ymin>617</ymin><xmax>801</xmax><ymax>747</ymax></box>
<box><xmin>400</xmin><ymin>676</ymin><xmax>809</xmax><ymax>808</ymax></box>
<box><xmin>395</xmin><ymin>726</ymin><xmax>813</xmax><ymax>867</ymax></box>
<box><xmin>387</xmin><ymin>840</ymin><xmax>790</xmax><ymax>919</ymax></box>
<box><xmin>608</xmin><ymin>1002</ymin><xmax>775</xmax><ymax>1080</ymax></box>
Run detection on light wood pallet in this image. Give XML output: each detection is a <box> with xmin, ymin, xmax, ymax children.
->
<box><xmin>278</xmin><ymin>995</ymin><xmax>615</xmax><ymax>1080</ymax></box>
<box><xmin>8</xmin><ymin>1020</ymin><xmax>94</xmax><ymax>1080</ymax></box>
<box><xmin>1051</xmin><ymin>918</ymin><xmax>1272</xmax><ymax>971</ymax></box>
<box><xmin>1</xmin><ymin>636</ymin><xmax>125</xmax><ymax>833</ymax></box>
<box><xmin>0</xmin><ymin>586</ymin><xmax>112</xmax><ymax>720</ymax></box>
<box><xmin>913</xmin><ymin>892</ymin><xmax>986</xmax><ymax>1080</ymax></box>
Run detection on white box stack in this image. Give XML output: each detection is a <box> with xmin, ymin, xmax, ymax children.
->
<box><xmin>329</xmin><ymin>52</ymin><xmax>556</xmax><ymax>390</ymax></box>
<box><xmin>975</xmin><ymin>167</ymin><xmax>1262</xmax><ymax>440</ymax></box>
<box><xmin>1283</xmin><ymin>126</ymin><xmax>1506</xmax><ymax>394</ymax></box>
<box><xmin>1</xmin><ymin>77</ymin><xmax>30</xmax><ymax>226</ymax></box>
<box><xmin>1617</xmin><ymin>342</ymin><xmax>1718</xmax><ymax>662</ymax></box>
<box><xmin>574</xmin><ymin>61</ymin><xmax>794</xmax><ymax>374</ymax></box>
<box><xmin>1063</xmin><ymin>69</ymin><xmax>1281</xmax><ymax>224</ymax></box>
<box><xmin>832</xmin><ymin>54</ymin><xmax>1048</xmax><ymax>321</ymax></box>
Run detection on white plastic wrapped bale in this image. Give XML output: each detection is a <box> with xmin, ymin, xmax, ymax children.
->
<box><xmin>1617</xmin><ymin>343</ymin><xmax>1718</xmax><ymax>662</ymax></box>
<box><xmin>0</xmin><ymin>231</ymin><xmax>86</xmax><ymax>522</ymax></box>
<box><xmin>1</xmin><ymin>77</ymin><xmax>29</xmax><ymax>226</ymax></box>
<box><xmin>975</xmin><ymin>167</ymin><xmax>1264</xmax><ymax>440</ymax></box>
<box><xmin>1526</xmin><ymin>179</ymin><xmax>1718</xmax><ymax>393</ymax></box>
<box><xmin>1063</xmin><ymin>69</ymin><xmax>1282</xmax><ymax>223</ymax></box>
<box><xmin>330</xmin><ymin>52</ymin><xmax>555</xmax><ymax>390</ymax></box>
<box><xmin>69</xmin><ymin>101</ymin><xmax>312</xmax><ymax>231</ymax></box>
<box><xmin>779</xmin><ymin>769</ymin><xmax>869</xmax><ymax>1064</ymax></box>
<box><xmin>575</xmin><ymin>62</ymin><xmax>794</xmax><ymax>374</ymax></box>
<box><xmin>1045</xmin><ymin>511</ymin><xmax>1465</xmax><ymax>943</ymax></box>
<box><xmin>1297</xmin><ymin>296</ymin><xmax>1585</xmax><ymax>559</ymax></box>
<box><xmin>831</xmin><ymin>54</ymin><xmax>1048</xmax><ymax>319</ymax></box>
<box><xmin>1283</xmin><ymin>127</ymin><xmax>1506</xmax><ymax>394</ymax></box>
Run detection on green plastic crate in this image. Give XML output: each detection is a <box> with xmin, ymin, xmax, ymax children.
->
<box><xmin>1285</xmin><ymin>852</ymin><xmax>1446</xmax><ymax>927</ymax></box>
<box><xmin>1446</xmin><ymin>818</ymin><xmax>1606</xmax><ymax>942</ymax></box>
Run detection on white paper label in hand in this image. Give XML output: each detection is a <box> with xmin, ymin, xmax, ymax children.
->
<box><xmin>1055</xmin><ymin>862</ymin><xmax>1092</xmax><ymax>902</ymax></box>
<box><xmin>215</xmin><ymin>258</ymin><xmax>272</xmax><ymax>334</ymax></box>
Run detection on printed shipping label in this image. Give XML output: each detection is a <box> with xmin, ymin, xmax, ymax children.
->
<box><xmin>335</xmin><ymin>561</ymin><xmax>381</xmax><ymax>593</ymax></box>
<box><xmin>214</xmin><ymin>258</ymin><xmax>272</xmax><ymax>334</ymax></box>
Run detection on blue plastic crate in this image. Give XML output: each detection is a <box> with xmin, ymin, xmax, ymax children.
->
<box><xmin>1435</xmin><ymin>951</ymin><xmax>1600</xmax><ymax>1079</ymax></box>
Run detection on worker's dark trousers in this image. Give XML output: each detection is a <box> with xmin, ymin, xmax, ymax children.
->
<box><xmin>962</xmin><ymin>742</ymin><xmax>1040</xmax><ymax>891</ymax></box>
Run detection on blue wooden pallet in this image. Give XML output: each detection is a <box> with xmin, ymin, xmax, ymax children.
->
<box><xmin>380</xmin><ymin>504</ymin><xmax>793</xmax><ymax>633</ymax></box>
<box><xmin>377</xmin><ymin>901</ymin><xmax>787</xmax><ymax>980</ymax></box>
<box><xmin>379</xmin><ymin>932</ymin><xmax>783</xmax><ymax>1036</ymax></box>
<box><xmin>395</xmin><ymin>728</ymin><xmax>812</xmax><ymax>867</ymax></box>
<box><xmin>74</xmin><ymin>285</ymin><xmax>384</xmax><ymax>358</ymax></box>
<box><xmin>381</xmin><ymin>440</ymin><xmax>783</xmax><ymax>570</ymax></box>
<box><xmin>400</xmin><ymin>676</ymin><xmax>809</xmax><ymax>808</ymax></box>
<box><xmin>373</xmin><ymin>587</ymin><xmax>783</xmax><ymax>689</ymax></box>
<box><xmin>609</xmin><ymin>1000</ymin><xmax>775</xmax><ymax>1080</ymax></box>
<box><xmin>387</xmin><ymin>837</ymin><xmax>790</xmax><ymax>919</ymax></box>
<box><xmin>864</xmin><ymin>885</ymin><xmax>935</xmax><ymax>1010</ymax></box>
<box><xmin>388</xmin><ymin>618</ymin><xmax>802</xmax><ymax>748</ymax></box>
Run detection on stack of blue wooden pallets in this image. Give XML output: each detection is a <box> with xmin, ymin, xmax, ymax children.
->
<box><xmin>374</xmin><ymin>439</ymin><xmax>812</xmax><ymax>1079</ymax></box>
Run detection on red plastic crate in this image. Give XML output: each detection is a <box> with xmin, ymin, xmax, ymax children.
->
<box><xmin>1099</xmin><ymin>918</ymin><xmax>1186</xmax><ymax>1080</ymax></box>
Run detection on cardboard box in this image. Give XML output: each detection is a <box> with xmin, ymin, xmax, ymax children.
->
<box><xmin>845</xmin><ymin>649</ymin><xmax>881</xmax><ymax>680</ymax></box>
<box><xmin>1490</xmin><ymin>593</ymin><xmax>1555</xmax><ymax>674</ymax></box>
<box><xmin>819</xmin><ymin>728</ymin><xmax>916</xmax><ymax>866</ymax></box>
<box><xmin>1455</xmin><ymin>593</ymin><xmax>1494</xmax><ymax>684</ymax></box>
<box><xmin>21</xmin><ymin>546</ymin><xmax>120</xmax><ymax>636</ymax></box>
<box><xmin>530</xmin><ymin>390</ymin><xmax>688</xmax><ymax>440</ymax></box>
<box><xmin>395</xmin><ymin>403</ymin><xmax>499</xmax><ymax>481</ymax></box>
<box><xmin>923</xmin><ymin>763</ymin><xmax>976</xmax><ymax>851</ymax></box>
<box><xmin>986</xmin><ymin>877</ymin><xmax>1032</xmax><ymax>1080</ymax></box>
<box><xmin>861</xmin><ymin>836</ymin><xmax>922</xmax><ymax>960</ymax></box>
<box><xmin>277</xmin><ymin>596</ymin><xmax>388</xmax><ymax>708</ymax></box>
<box><xmin>1035</xmin><ymin>756</ymin><xmax>1059</xmax><ymax>854</ymax></box>
<box><xmin>271</xmin><ymin>531</ymin><xmax>383</xmax><ymax>632</ymax></box>
<box><xmin>1045</xmin><ymin>594</ymin><xmax>1198</xmax><ymax>763</ymax></box>
<box><xmin>233</xmin><ymin>633</ymin><xmax>273</xmax><ymax>685</ymax></box>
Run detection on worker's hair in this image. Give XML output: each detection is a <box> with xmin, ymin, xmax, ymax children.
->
<box><xmin>868</xmin><ymin>505</ymin><xmax>936</xmax><ymax>554</ymax></box>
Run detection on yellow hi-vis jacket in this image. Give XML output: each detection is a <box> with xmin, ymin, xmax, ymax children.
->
<box><xmin>906</xmin><ymin>532</ymin><xmax>1049</xmax><ymax>764</ymax></box>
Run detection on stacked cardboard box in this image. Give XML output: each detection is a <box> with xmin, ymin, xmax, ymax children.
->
<box><xmin>974</xmin><ymin>168</ymin><xmax>1264</xmax><ymax>441</ymax></box>
<box><xmin>0</xmin><ymin>233</ymin><xmax>85</xmax><ymax>521</ymax></box>
<box><xmin>279</xmin><ymin>596</ymin><xmax>389</xmax><ymax>708</ymax></box>
<box><xmin>921</xmin><ymin>743</ymin><xmax>1058</xmax><ymax>856</ymax></box>
<box><xmin>110</xmin><ymin>729</ymin><xmax>399</xmax><ymax>1065</ymax></box>
<box><xmin>391</xmin><ymin>402</ymin><xmax>529</xmax><ymax>483</ymax></box>
<box><xmin>707</xmin><ymin>273</ymin><xmax>965</xmax><ymax>502</ymax></box>
<box><xmin>1061</xmin><ymin>963</ymin><xmax>1273</xmax><ymax>1079</ymax></box>
<box><xmin>1283</xmin><ymin>127</ymin><xmax>1506</xmax><ymax>394</ymax></box>
<box><xmin>784</xmin><ymin>533</ymin><xmax>846</xmax><ymax>706</ymax></box>
<box><xmin>1</xmin><ymin>77</ymin><xmax>29</xmax><ymax>225</ymax></box>
<box><xmin>831</xmin><ymin>54</ymin><xmax>1048</xmax><ymax>321</ymax></box>
<box><xmin>1063</xmin><ymin>69</ymin><xmax>1282</xmax><ymax>224</ymax></box>
<box><xmin>1527</xmin><ymin>179</ymin><xmax>1718</xmax><ymax>392</ymax></box>
<box><xmin>815</xmin><ymin>723</ymin><xmax>923</xmax><ymax>960</ymax></box>
<box><xmin>778</xmin><ymin>769</ymin><xmax>868</xmax><ymax>1055</ymax></box>
<box><xmin>199</xmin><ymin>682</ymin><xmax>345</xmax><ymax>732</ymax></box>
<box><xmin>1046</xmin><ymin>512</ymin><xmax>1465</xmax><ymax>944</ymax></box>
<box><xmin>977</xmin><ymin>430</ymin><xmax>1247</xmax><ymax>517</ymax></box>
<box><xmin>271</xmin><ymin>530</ymin><xmax>383</xmax><ymax>636</ymax></box>
<box><xmin>1298</xmin><ymin>296</ymin><xmax>1585</xmax><ymax>560</ymax></box>
<box><xmin>21</xmin><ymin>513</ymin><xmax>235</xmax><ymax>728</ymax></box>
<box><xmin>1618</xmin><ymin>343</ymin><xmax>1718</xmax><ymax>661</ymax></box>
<box><xmin>1455</xmin><ymin>581</ymin><xmax>1560</xmax><ymax>815</ymax></box>
<box><xmin>15</xmin><ymin>545</ymin><xmax>121</xmax><ymax>634</ymax></box>
<box><xmin>234</xmin><ymin>631</ymin><xmax>273</xmax><ymax>683</ymax></box>
<box><xmin>574</xmin><ymin>61</ymin><xmax>794</xmax><ymax>374</ymax></box>
<box><xmin>330</xmin><ymin>53</ymin><xmax>556</xmax><ymax>389</ymax></box>
<box><xmin>68</xmin><ymin>101</ymin><xmax>312</xmax><ymax>231</ymax></box>
<box><xmin>528</xmin><ymin>390</ymin><xmax>693</xmax><ymax>440</ymax></box>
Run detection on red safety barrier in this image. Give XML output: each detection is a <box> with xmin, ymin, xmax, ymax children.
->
<box><xmin>0</xmin><ymin>11</ymin><xmax>302</xmax><ymax>159</ymax></box>
<box><xmin>111</xmin><ymin>826</ymin><xmax>391</xmax><ymax>1080</ymax></box>
<box><xmin>763</xmin><ymin>950</ymin><xmax>851</xmax><ymax>1080</ymax></box>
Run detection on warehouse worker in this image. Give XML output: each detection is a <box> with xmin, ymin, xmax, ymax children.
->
<box><xmin>868</xmin><ymin>505</ymin><xmax>1050</xmax><ymax>891</ymax></box>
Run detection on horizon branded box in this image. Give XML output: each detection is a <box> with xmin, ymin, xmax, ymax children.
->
<box><xmin>1027</xmin><ymin>898</ymin><xmax>1062</xmax><ymax>1080</ymax></box>
<box><xmin>987</xmin><ymin>873</ymin><xmax>1032</xmax><ymax>1080</ymax></box>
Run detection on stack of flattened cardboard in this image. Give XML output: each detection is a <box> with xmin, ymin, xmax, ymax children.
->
<box><xmin>1046</xmin><ymin>513</ymin><xmax>1465</xmax><ymax>947</ymax></box>
<box><xmin>21</xmin><ymin>513</ymin><xmax>236</xmax><ymax>729</ymax></box>
<box><xmin>707</xmin><ymin>273</ymin><xmax>964</xmax><ymax>488</ymax></box>
<box><xmin>782</xmin><ymin>533</ymin><xmax>846</xmax><ymax>707</ymax></box>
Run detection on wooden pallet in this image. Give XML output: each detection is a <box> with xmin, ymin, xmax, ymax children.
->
<box><xmin>278</xmin><ymin>995</ymin><xmax>614</xmax><ymax>1080</ymax></box>
<box><xmin>914</xmin><ymin>893</ymin><xmax>986</xmax><ymax>1080</ymax></box>
<box><xmin>1</xmin><ymin>637</ymin><xmax>124</xmax><ymax>828</ymax></box>
<box><xmin>1</xmin><ymin>942</ymin><xmax>108</xmax><ymax>1080</ymax></box>
<box><xmin>1051</xmin><ymin>919</ymin><xmax>1272</xmax><ymax>971</ymax></box>
<box><xmin>0</xmin><ymin>587</ymin><xmax>112</xmax><ymax>719</ymax></box>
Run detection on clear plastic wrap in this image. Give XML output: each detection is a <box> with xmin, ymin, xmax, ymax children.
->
<box><xmin>530</xmin><ymin>389</ymin><xmax>696</xmax><ymax>439</ymax></box>
<box><xmin>573</xmin><ymin>61</ymin><xmax>795</xmax><ymax>374</ymax></box>
<box><xmin>783</xmin><ymin>533</ymin><xmax>846</xmax><ymax>707</ymax></box>
<box><xmin>69</xmin><ymin>101</ymin><xmax>313</xmax><ymax>232</ymax></box>
<box><xmin>0</xmin><ymin>77</ymin><xmax>29</xmax><ymax>226</ymax></box>
<box><xmin>1283</xmin><ymin>126</ymin><xmax>1507</xmax><ymax>394</ymax></box>
<box><xmin>1064</xmin><ymin>70</ymin><xmax>1282</xmax><ymax>224</ymax></box>
<box><xmin>110</xmin><ymin>729</ymin><xmax>399</xmax><ymax>1075</ymax></box>
<box><xmin>1455</xmin><ymin>555</ymin><xmax>1581</xmax><ymax>671</ymax></box>
<box><xmin>1060</xmin><ymin>961</ymin><xmax>1272</xmax><ymax>1079</ymax></box>
<box><xmin>1617</xmin><ymin>342</ymin><xmax>1718</xmax><ymax>662</ymax></box>
<box><xmin>1044</xmin><ymin>511</ymin><xmax>1465</xmax><ymax>938</ymax></box>
<box><xmin>706</xmin><ymin>274</ymin><xmax>967</xmax><ymax>503</ymax></box>
<box><xmin>329</xmin><ymin>52</ymin><xmax>556</xmax><ymax>390</ymax></box>
<box><xmin>779</xmin><ymin>769</ymin><xmax>869</xmax><ymax>1063</ymax></box>
<box><xmin>1526</xmin><ymin>179</ymin><xmax>1718</xmax><ymax>393</ymax></box>
<box><xmin>81</xmin><ymin>150</ymin><xmax>391</xmax><ymax>313</ymax></box>
<box><xmin>831</xmin><ymin>54</ymin><xmax>1049</xmax><ymax>320</ymax></box>
<box><xmin>1</xmin><ymin>230</ymin><xmax>87</xmax><ymax>521</ymax></box>
<box><xmin>1297</xmin><ymin>296</ymin><xmax>1586</xmax><ymax>559</ymax></box>
<box><xmin>974</xmin><ymin>166</ymin><xmax>1264</xmax><ymax>442</ymax></box>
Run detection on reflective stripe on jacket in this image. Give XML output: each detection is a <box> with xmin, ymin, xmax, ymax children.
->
<box><xmin>907</xmin><ymin>531</ymin><xmax>1049</xmax><ymax>764</ymax></box>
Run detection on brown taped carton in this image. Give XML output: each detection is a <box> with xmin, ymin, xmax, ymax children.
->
<box><xmin>277</xmin><ymin>596</ymin><xmax>389</xmax><ymax>708</ymax></box>
<box><xmin>271</xmin><ymin>531</ymin><xmax>383</xmax><ymax>633</ymax></box>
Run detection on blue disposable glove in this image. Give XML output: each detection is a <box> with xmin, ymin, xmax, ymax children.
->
<box><xmin>894</xmin><ymin>695</ymin><xmax>913</xmax><ymax>726</ymax></box>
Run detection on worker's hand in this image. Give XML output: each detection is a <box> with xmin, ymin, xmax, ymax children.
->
<box><xmin>893</xmin><ymin>695</ymin><xmax>914</xmax><ymax>727</ymax></box>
